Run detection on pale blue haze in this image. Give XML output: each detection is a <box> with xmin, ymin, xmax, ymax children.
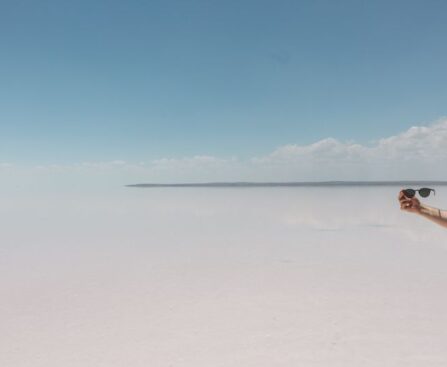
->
<box><xmin>1</xmin><ymin>0</ymin><xmax>447</xmax><ymax>164</ymax></box>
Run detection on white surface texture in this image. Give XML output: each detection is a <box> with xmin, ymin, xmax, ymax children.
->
<box><xmin>2</xmin><ymin>187</ymin><xmax>447</xmax><ymax>366</ymax></box>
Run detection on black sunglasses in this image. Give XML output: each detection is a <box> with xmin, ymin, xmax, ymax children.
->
<box><xmin>403</xmin><ymin>188</ymin><xmax>436</xmax><ymax>198</ymax></box>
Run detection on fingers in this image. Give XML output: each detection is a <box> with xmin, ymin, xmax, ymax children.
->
<box><xmin>400</xmin><ymin>197</ymin><xmax>409</xmax><ymax>204</ymax></box>
<box><xmin>398</xmin><ymin>190</ymin><xmax>408</xmax><ymax>201</ymax></box>
<box><xmin>399</xmin><ymin>191</ymin><xmax>411</xmax><ymax>207</ymax></box>
<box><xmin>398</xmin><ymin>190</ymin><xmax>422</xmax><ymax>213</ymax></box>
<box><xmin>400</xmin><ymin>198</ymin><xmax>421</xmax><ymax>213</ymax></box>
<box><xmin>400</xmin><ymin>200</ymin><xmax>413</xmax><ymax>210</ymax></box>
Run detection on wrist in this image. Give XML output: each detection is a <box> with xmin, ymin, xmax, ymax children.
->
<box><xmin>419</xmin><ymin>204</ymin><xmax>441</xmax><ymax>218</ymax></box>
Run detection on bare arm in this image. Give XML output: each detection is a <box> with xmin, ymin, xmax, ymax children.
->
<box><xmin>417</xmin><ymin>204</ymin><xmax>447</xmax><ymax>228</ymax></box>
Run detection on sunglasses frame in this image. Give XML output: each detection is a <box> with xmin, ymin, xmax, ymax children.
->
<box><xmin>403</xmin><ymin>188</ymin><xmax>436</xmax><ymax>198</ymax></box>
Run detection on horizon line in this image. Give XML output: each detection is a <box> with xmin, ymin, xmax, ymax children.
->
<box><xmin>126</xmin><ymin>180</ymin><xmax>447</xmax><ymax>188</ymax></box>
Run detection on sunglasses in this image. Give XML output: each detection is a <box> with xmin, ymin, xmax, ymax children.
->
<box><xmin>403</xmin><ymin>188</ymin><xmax>436</xmax><ymax>198</ymax></box>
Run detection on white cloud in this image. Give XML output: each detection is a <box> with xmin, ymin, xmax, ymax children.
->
<box><xmin>2</xmin><ymin>118</ymin><xmax>447</xmax><ymax>185</ymax></box>
<box><xmin>249</xmin><ymin>118</ymin><xmax>447</xmax><ymax>180</ymax></box>
<box><xmin>255</xmin><ymin>138</ymin><xmax>368</xmax><ymax>164</ymax></box>
<box><xmin>151</xmin><ymin>155</ymin><xmax>231</xmax><ymax>170</ymax></box>
<box><xmin>259</xmin><ymin>118</ymin><xmax>447</xmax><ymax>163</ymax></box>
<box><xmin>0</xmin><ymin>163</ymin><xmax>13</xmax><ymax>169</ymax></box>
<box><xmin>373</xmin><ymin>120</ymin><xmax>447</xmax><ymax>160</ymax></box>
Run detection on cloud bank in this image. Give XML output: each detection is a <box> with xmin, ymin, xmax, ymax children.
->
<box><xmin>250</xmin><ymin>118</ymin><xmax>447</xmax><ymax>181</ymax></box>
<box><xmin>2</xmin><ymin>118</ymin><xmax>447</xmax><ymax>188</ymax></box>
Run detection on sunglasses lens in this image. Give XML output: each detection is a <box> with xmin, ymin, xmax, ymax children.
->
<box><xmin>419</xmin><ymin>188</ymin><xmax>431</xmax><ymax>197</ymax></box>
<box><xmin>403</xmin><ymin>189</ymin><xmax>415</xmax><ymax>198</ymax></box>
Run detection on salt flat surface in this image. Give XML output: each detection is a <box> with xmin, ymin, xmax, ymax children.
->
<box><xmin>2</xmin><ymin>186</ymin><xmax>447</xmax><ymax>366</ymax></box>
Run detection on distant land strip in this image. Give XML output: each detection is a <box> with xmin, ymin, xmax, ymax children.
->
<box><xmin>126</xmin><ymin>181</ymin><xmax>447</xmax><ymax>188</ymax></box>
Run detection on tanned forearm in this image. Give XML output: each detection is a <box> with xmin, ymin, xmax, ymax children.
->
<box><xmin>418</xmin><ymin>204</ymin><xmax>447</xmax><ymax>228</ymax></box>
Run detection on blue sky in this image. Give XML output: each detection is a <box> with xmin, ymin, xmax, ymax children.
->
<box><xmin>1</xmin><ymin>0</ymin><xmax>447</xmax><ymax>169</ymax></box>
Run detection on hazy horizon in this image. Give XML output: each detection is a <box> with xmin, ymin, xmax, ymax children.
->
<box><xmin>127</xmin><ymin>180</ymin><xmax>447</xmax><ymax>187</ymax></box>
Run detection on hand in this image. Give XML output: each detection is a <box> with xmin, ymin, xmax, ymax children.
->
<box><xmin>398</xmin><ymin>190</ymin><xmax>421</xmax><ymax>214</ymax></box>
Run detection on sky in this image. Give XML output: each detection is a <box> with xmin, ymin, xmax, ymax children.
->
<box><xmin>1</xmin><ymin>0</ymin><xmax>447</xmax><ymax>183</ymax></box>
